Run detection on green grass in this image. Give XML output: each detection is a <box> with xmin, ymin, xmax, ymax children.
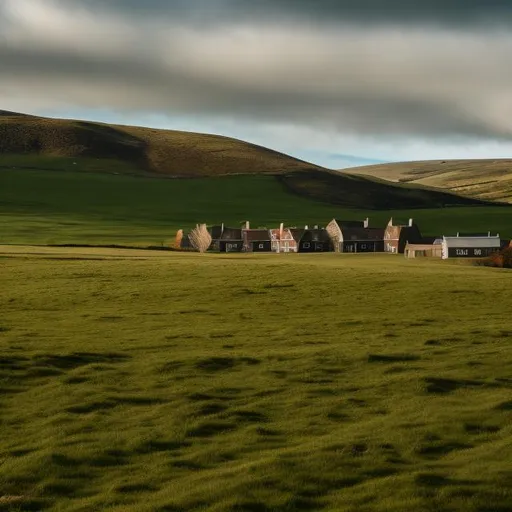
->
<box><xmin>2</xmin><ymin>169</ymin><xmax>512</xmax><ymax>245</ymax></box>
<box><xmin>0</xmin><ymin>247</ymin><xmax>511</xmax><ymax>511</ymax></box>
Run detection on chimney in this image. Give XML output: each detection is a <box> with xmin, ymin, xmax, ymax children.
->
<box><xmin>364</xmin><ymin>217</ymin><xmax>369</xmax><ymax>228</ymax></box>
<box><xmin>245</xmin><ymin>221</ymin><xmax>250</xmax><ymax>230</ymax></box>
<box><xmin>221</xmin><ymin>222</ymin><xmax>224</xmax><ymax>234</ymax></box>
<box><xmin>279</xmin><ymin>222</ymin><xmax>284</xmax><ymax>239</ymax></box>
<box><xmin>408</xmin><ymin>218</ymin><xmax>413</xmax><ymax>227</ymax></box>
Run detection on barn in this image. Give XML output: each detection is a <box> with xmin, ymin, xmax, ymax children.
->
<box><xmin>404</xmin><ymin>242</ymin><xmax>443</xmax><ymax>258</ymax></box>
<box><xmin>441</xmin><ymin>234</ymin><xmax>501</xmax><ymax>259</ymax></box>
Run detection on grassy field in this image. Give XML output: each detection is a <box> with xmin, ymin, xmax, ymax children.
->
<box><xmin>345</xmin><ymin>160</ymin><xmax>512</xmax><ymax>204</ymax></box>
<box><xmin>2</xmin><ymin>169</ymin><xmax>511</xmax><ymax>246</ymax></box>
<box><xmin>0</xmin><ymin>247</ymin><xmax>511</xmax><ymax>511</ymax></box>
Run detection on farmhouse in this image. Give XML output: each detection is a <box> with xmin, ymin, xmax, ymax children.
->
<box><xmin>326</xmin><ymin>218</ymin><xmax>385</xmax><ymax>253</ymax></box>
<box><xmin>291</xmin><ymin>227</ymin><xmax>332</xmax><ymax>252</ymax></box>
<box><xmin>219</xmin><ymin>227</ymin><xmax>244</xmax><ymax>252</ymax></box>
<box><xmin>404</xmin><ymin>242</ymin><xmax>443</xmax><ymax>259</ymax></box>
<box><xmin>270</xmin><ymin>223</ymin><xmax>298</xmax><ymax>253</ymax></box>
<box><xmin>441</xmin><ymin>233</ymin><xmax>501</xmax><ymax>259</ymax></box>
<box><xmin>384</xmin><ymin>218</ymin><xmax>422</xmax><ymax>254</ymax></box>
<box><xmin>243</xmin><ymin>229</ymin><xmax>272</xmax><ymax>252</ymax></box>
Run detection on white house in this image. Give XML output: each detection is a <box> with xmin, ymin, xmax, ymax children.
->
<box><xmin>441</xmin><ymin>234</ymin><xmax>501</xmax><ymax>259</ymax></box>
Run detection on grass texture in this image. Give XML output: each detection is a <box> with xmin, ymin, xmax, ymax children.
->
<box><xmin>345</xmin><ymin>159</ymin><xmax>512</xmax><ymax>203</ymax></box>
<box><xmin>0</xmin><ymin>247</ymin><xmax>511</xmax><ymax>511</ymax></box>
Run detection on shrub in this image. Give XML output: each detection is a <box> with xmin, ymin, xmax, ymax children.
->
<box><xmin>476</xmin><ymin>247</ymin><xmax>512</xmax><ymax>268</ymax></box>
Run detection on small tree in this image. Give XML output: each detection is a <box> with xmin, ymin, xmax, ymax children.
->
<box><xmin>188</xmin><ymin>224</ymin><xmax>212</xmax><ymax>253</ymax></box>
<box><xmin>175</xmin><ymin>229</ymin><xmax>184</xmax><ymax>249</ymax></box>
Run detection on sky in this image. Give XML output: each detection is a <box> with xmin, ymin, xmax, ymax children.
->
<box><xmin>1</xmin><ymin>0</ymin><xmax>512</xmax><ymax>169</ymax></box>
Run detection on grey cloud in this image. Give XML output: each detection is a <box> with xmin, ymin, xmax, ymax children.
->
<box><xmin>1</xmin><ymin>0</ymin><xmax>512</xmax><ymax>143</ymax></box>
<box><xmin>75</xmin><ymin>0</ymin><xmax>512</xmax><ymax>25</ymax></box>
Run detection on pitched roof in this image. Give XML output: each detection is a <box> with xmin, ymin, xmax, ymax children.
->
<box><xmin>220</xmin><ymin>227</ymin><xmax>243</xmax><ymax>240</ymax></box>
<box><xmin>244</xmin><ymin>229</ymin><xmax>271</xmax><ymax>242</ymax></box>
<box><xmin>301</xmin><ymin>229</ymin><xmax>331</xmax><ymax>243</ymax></box>
<box><xmin>342</xmin><ymin>227</ymin><xmax>385</xmax><ymax>241</ymax></box>
<box><xmin>289</xmin><ymin>228</ymin><xmax>306</xmax><ymax>242</ymax></box>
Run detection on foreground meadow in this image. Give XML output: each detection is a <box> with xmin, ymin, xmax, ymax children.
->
<box><xmin>0</xmin><ymin>248</ymin><xmax>511</xmax><ymax>512</ymax></box>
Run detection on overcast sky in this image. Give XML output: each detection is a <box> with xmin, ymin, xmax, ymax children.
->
<box><xmin>2</xmin><ymin>0</ymin><xmax>512</xmax><ymax>168</ymax></box>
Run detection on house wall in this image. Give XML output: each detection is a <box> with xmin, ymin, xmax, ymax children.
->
<box><xmin>252</xmin><ymin>241</ymin><xmax>272</xmax><ymax>252</ymax></box>
<box><xmin>443</xmin><ymin>245</ymin><xmax>499</xmax><ymax>259</ymax></box>
<box><xmin>299</xmin><ymin>241</ymin><xmax>330</xmax><ymax>252</ymax></box>
<box><xmin>219</xmin><ymin>240</ymin><xmax>243</xmax><ymax>252</ymax></box>
<box><xmin>270</xmin><ymin>229</ymin><xmax>298</xmax><ymax>253</ymax></box>
<box><xmin>342</xmin><ymin>241</ymin><xmax>384</xmax><ymax>253</ymax></box>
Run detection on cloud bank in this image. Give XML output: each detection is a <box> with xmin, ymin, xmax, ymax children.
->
<box><xmin>1</xmin><ymin>0</ymin><xmax>512</xmax><ymax>163</ymax></box>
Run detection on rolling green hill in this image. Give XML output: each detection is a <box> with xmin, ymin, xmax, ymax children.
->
<box><xmin>344</xmin><ymin>159</ymin><xmax>512</xmax><ymax>203</ymax></box>
<box><xmin>2</xmin><ymin>111</ymin><xmax>511</xmax><ymax>245</ymax></box>
<box><xmin>1</xmin><ymin>169</ymin><xmax>511</xmax><ymax>245</ymax></box>
<box><xmin>0</xmin><ymin>110</ymin><xmax>498</xmax><ymax>209</ymax></box>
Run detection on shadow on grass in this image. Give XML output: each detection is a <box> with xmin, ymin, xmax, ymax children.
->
<box><xmin>195</xmin><ymin>357</ymin><xmax>260</xmax><ymax>372</ymax></box>
<box><xmin>368</xmin><ymin>354</ymin><xmax>421</xmax><ymax>363</ymax></box>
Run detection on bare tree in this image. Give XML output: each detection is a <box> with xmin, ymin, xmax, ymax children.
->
<box><xmin>188</xmin><ymin>224</ymin><xmax>212</xmax><ymax>253</ymax></box>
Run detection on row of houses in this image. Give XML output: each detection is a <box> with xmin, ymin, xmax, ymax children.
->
<box><xmin>177</xmin><ymin>218</ymin><xmax>508</xmax><ymax>259</ymax></box>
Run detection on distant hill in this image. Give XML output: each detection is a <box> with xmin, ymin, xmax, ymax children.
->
<box><xmin>0</xmin><ymin>110</ymin><xmax>500</xmax><ymax>209</ymax></box>
<box><xmin>344</xmin><ymin>159</ymin><xmax>512</xmax><ymax>203</ymax></box>
<box><xmin>0</xmin><ymin>110</ymin><xmax>322</xmax><ymax>177</ymax></box>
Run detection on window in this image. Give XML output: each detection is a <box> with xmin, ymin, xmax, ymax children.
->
<box><xmin>303</xmin><ymin>242</ymin><xmax>311</xmax><ymax>249</ymax></box>
<box><xmin>259</xmin><ymin>243</ymin><xmax>264</xmax><ymax>249</ymax></box>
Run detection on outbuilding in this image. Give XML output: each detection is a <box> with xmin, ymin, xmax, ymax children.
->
<box><xmin>441</xmin><ymin>234</ymin><xmax>501</xmax><ymax>259</ymax></box>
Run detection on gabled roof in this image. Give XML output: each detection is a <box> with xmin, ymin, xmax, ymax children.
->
<box><xmin>342</xmin><ymin>227</ymin><xmax>385</xmax><ymax>241</ymax></box>
<box><xmin>243</xmin><ymin>229</ymin><xmax>271</xmax><ymax>242</ymax></box>
<box><xmin>220</xmin><ymin>227</ymin><xmax>243</xmax><ymax>240</ymax></box>
<box><xmin>289</xmin><ymin>228</ymin><xmax>306</xmax><ymax>242</ymax></box>
<box><xmin>301</xmin><ymin>229</ymin><xmax>331</xmax><ymax>243</ymax></box>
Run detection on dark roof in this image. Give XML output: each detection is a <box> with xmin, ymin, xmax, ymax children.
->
<box><xmin>243</xmin><ymin>229</ymin><xmax>271</xmax><ymax>242</ymax></box>
<box><xmin>455</xmin><ymin>232</ymin><xmax>496</xmax><ymax>237</ymax></box>
<box><xmin>289</xmin><ymin>228</ymin><xmax>306</xmax><ymax>242</ymax></box>
<box><xmin>301</xmin><ymin>229</ymin><xmax>331</xmax><ymax>243</ymax></box>
<box><xmin>208</xmin><ymin>225</ymin><xmax>223</xmax><ymax>239</ymax></box>
<box><xmin>335</xmin><ymin>219</ymin><xmax>365</xmax><ymax>228</ymax></box>
<box><xmin>220</xmin><ymin>227</ymin><xmax>243</xmax><ymax>240</ymax></box>
<box><xmin>343</xmin><ymin>227</ymin><xmax>384</xmax><ymax>241</ymax></box>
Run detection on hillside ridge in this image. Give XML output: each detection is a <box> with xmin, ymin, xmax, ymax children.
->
<box><xmin>0</xmin><ymin>110</ymin><xmax>503</xmax><ymax>209</ymax></box>
<box><xmin>0</xmin><ymin>110</ymin><xmax>323</xmax><ymax>177</ymax></box>
<box><xmin>344</xmin><ymin>159</ymin><xmax>512</xmax><ymax>203</ymax></box>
